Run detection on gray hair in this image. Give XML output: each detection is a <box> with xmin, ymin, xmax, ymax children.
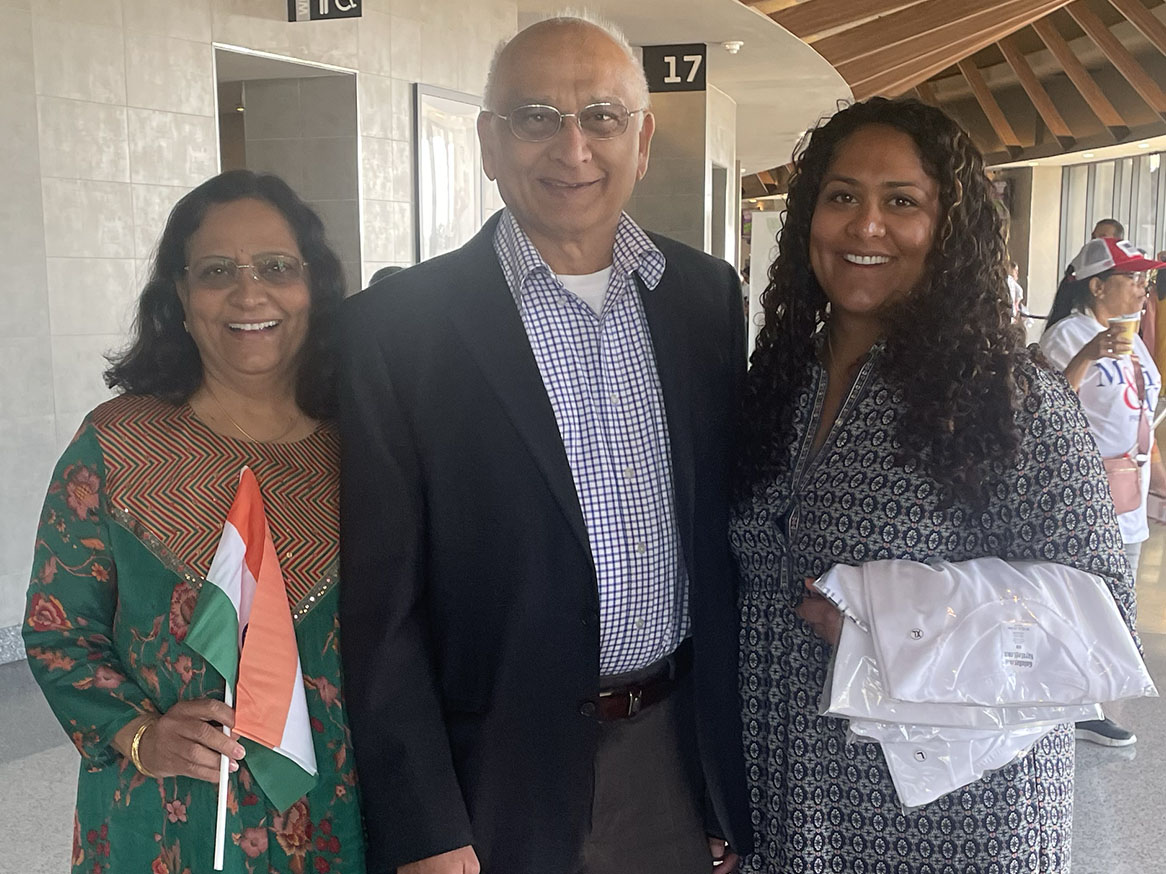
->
<box><xmin>482</xmin><ymin>10</ymin><xmax>651</xmax><ymax>112</ymax></box>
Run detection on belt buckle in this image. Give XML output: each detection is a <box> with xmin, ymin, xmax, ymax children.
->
<box><xmin>599</xmin><ymin>687</ymin><xmax>643</xmax><ymax>718</ymax></box>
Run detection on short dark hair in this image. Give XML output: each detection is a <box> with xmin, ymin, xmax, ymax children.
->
<box><xmin>105</xmin><ymin>170</ymin><xmax>346</xmax><ymax>419</ymax></box>
<box><xmin>1092</xmin><ymin>218</ymin><xmax>1125</xmax><ymax>239</ymax></box>
<box><xmin>369</xmin><ymin>265</ymin><xmax>404</xmax><ymax>284</ymax></box>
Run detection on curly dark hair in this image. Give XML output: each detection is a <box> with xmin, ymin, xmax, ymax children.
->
<box><xmin>740</xmin><ymin>97</ymin><xmax>1032</xmax><ymax>506</ymax></box>
<box><xmin>104</xmin><ymin>170</ymin><xmax>346</xmax><ymax>419</ymax></box>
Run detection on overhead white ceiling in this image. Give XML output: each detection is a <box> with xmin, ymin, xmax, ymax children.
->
<box><xmin>992</xmin><ymin>134</ymin><xmax>1166</xmax><ymax>169</ymax></box>
<box><xmin>516</xmin><ymin>0</ymin><xmax>851</xmax><ymax>173</ymax></box>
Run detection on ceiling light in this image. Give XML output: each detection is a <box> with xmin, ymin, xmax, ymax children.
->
<box><xmin>722</xmin><ymin>40</ymin><xmax>744</xmax><ymax>54</ymax></box>
<box><xmin>1137</xmin><ymin>142</ymin><xmax>1150</xmax><ymax>148</ymax></box>
<box><xmin>235</xmin><ymin>103</ymin><xmax>245</xmax><ymax>113</ymax></box>
<box><xmin>1082</xmin><ymin>152</ymin><xmax>1094</xmax><ymax>158</ymax></box>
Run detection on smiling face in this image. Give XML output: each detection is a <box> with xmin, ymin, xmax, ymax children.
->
<box><xmin>177</xmin><ymin>197</ymin><xmax>311</xmax><ymax>395</ymax></box>
<box><xmin>809</xmin><ymin>124</ymin><xmax>941</xmax><ymax>329</ymax></box>
<box><xmin>477</xmin><ymin>21</ymin><xmax>653</xmax><ymax>268</ymax></box>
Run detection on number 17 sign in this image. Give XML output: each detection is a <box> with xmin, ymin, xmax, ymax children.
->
<box><xmin>641</xmin><ymin>44</ymin><xmax>707</xmax><ymax>93</ymax></box>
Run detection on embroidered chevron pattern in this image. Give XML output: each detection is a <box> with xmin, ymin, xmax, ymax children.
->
<box><xmin>91</xmin><ymin>394</ymin><xmax>339</xmax><ymax>607</ymax></box>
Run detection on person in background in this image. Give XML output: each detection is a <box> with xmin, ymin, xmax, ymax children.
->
<box><xmin>1007</xmin><ymin>259</ymin><xmax>1025</xmax><ymax>322</ymax></box>
<box><xmin>23</xmin><ymin>170</ymin><xmax>366</xmax><ymax>873</ymax></box>
<box><xmin>339</xmin><ymin>13</ymin><xmax>751</xmax><ymax>874</ymax></box>
<box><xmin>369</xmin><ymin>264</ymin><xmax>404</xmax><ymax>284</ymax></box>
<box><xmin>733</xmin><ymin>96</ymin><xmax>1136</xmax><ymax>873</ymax></box>
<box><xmin>1092</xmin><ymin>217</ymin><xmax>1125</xmax><ymax>240</ymax></box>
<box><xmin>1040</xmin><ymin>237</ymin><xmax>1166</xmax><ymax>748</ymax></box>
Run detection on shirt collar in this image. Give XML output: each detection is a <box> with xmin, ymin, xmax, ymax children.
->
<box><xmin>493</xmin><ymin>209</ymin><xmax>666</xmax><ymax>301</ymax></box>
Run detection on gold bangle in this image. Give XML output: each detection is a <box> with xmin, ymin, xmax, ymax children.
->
<box><xmin>130</xmin><ymin>718</ymin><xmax>157</xmax><ymax>778</ymax></box>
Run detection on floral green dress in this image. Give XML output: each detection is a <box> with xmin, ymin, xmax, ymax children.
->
<box><xmin>23</xmin><ymin>394</ymin><xmax>366</xmax><ymax>874</ymax></box>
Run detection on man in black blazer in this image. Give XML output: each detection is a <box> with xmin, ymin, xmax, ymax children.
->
<box><xmin>339</xmin><ymin>15</ymin><xmax>752</xmax><ymax>874</ymax></box>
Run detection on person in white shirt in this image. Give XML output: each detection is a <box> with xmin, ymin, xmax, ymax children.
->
<box><xmin>1040</xmin><ymin>236</ymin><xmax>1166</xmax><ymax>747</ymax></box>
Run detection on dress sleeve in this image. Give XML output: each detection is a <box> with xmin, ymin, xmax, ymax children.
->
<box><xmin>1004</xmin><ymin>365</ymin><xmax>1140</xmax><ymax>648</ymax></box>
<box><xmin>23</xmin><ymin>417</ymin><xmax>156</xmax><ymax>766</ymax></box>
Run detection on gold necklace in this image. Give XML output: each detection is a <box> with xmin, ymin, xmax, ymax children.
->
<box><xmin>204</xmin><ymin>383</ymin><xmax>303</xmax><ymax>444</ymax></box>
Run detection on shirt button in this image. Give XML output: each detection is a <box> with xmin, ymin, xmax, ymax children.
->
<box><xmin>635</xmin><ymin>542</ymin><xmax>647</xmax><ymax>554</ymax></box>
<box><xmin>634</xmin><ymin>617</ymin><xmax>645</xmax><ymax>630</ymax></box>
<box><xmin>623</xmin><ymin>465</ymin><xmax>636</xmax><ymax>479</ymax></box>
<box><xmin>609</xmin><ymin>393</ymin><xmax>620</xmax><ymax>405</ymax></box>
<box><xmin>578</xmin><ymin>700</ymin><xmax>597</xmax><ymax>717</ymax></box>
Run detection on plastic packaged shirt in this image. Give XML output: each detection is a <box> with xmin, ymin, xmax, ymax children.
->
<box><xmin>855</xmin><ymin>722</ymin><xmax>1054</xmax><ymax>808</ymax></box>
<box><xmin>851</xmin><ymin>558</ymin><xmax>1155</xmax><ymax>706</ymax></box>
<box><xmin>826</xmin><ymin>619</ymin><xmax>1103</xmax><ymax>730</ymax></box>
<box><xmin>812</xmin><ymin>558</ymin><xmax>1156</xmax><ymax>808</ymax></box>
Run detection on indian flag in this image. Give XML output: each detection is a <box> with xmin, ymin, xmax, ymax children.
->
<box><xmin>186</xmin><ymin>467</ymin><xmax>318</xmax><ymax>812</ymax></box>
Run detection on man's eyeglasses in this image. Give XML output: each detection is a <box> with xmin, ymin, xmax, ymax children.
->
<box><xmin>184</xmin><ymin>254</ymin><xmax>308</xmax><ymax>291</ymax></box>
<box><xmin>491</xmin><ymin>102</ymin><xmax>646</xmax><ymax>143</ymax></box>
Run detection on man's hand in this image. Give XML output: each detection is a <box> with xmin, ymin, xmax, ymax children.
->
<box><xmin>398</xmin><ymin>846</ymin><xmax>480</xmax><ymax>874</ymax></box>
<box><xmin>709</xmin><ymin>837</ymin><xmax>740</xmax><ymax>872</ymax></box>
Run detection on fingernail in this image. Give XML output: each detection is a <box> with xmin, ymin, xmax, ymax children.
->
<box><xmin>235</xmin><ymin>745</ymin><xmax>246</xmax><ymax>758</ymax></box>
<box><xmin>229</xmin><ymin>760</ymin><xmax>239</xmax><ymax>772</ymax></box>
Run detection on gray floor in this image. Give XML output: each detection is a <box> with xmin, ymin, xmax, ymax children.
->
<box><xmin>3</xmin><ymin>556</ymin><xmax>1166</xmax><ymax>873</ymax></box>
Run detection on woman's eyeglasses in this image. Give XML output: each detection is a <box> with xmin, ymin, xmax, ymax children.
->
<box><xmin>184</xmin><ymin>254</ymin><xmax>308</xmax><ymax>291</ymax></box>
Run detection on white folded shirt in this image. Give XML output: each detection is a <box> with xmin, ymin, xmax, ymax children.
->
<box><xmin>852</xmin><ymin>558</ymin><xmax>1155</xmax><ymax>707</ymax></box>
<box><xmin>825</xmin><ymin>618</ymin><xmax>1103</xmax><ymax>730</ymax></box>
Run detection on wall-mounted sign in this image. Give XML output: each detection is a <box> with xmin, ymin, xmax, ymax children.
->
<box><xmin>287</xmin><ymin>0</ymin><xmax>361</xmax><ymax>22</ymax></box>
<box><xmin>641</xmin><ymin>44</ymin><xmax>707</xmax><ymax>93</ymax></box>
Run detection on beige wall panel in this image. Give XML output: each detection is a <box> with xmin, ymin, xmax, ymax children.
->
<box><xmin>37</xmin><ymin>97</ymin><xmax>130</xmax><ymax>183</ymax></box>
<box><xmin>359</xmin><ymin>10</ymin><xmax>395</xmax><ymax>78</ymax></box>
<box><xmin>32</xmin><ymin>18</ymin><xmax>126</xmax><ymax>105</ymax></box>
<box><xmin>35</xmin><ymin>0</ymin><xmax>121</xmax><ymax>27</ymax></box>
<box><xmin>131</xmin><ymin>183</ymin><xmax>190</xmax><ymax>259</ymax></box>
<box><xmin>49</xmin><ymin>335</ymin><xmax>120</xmax><ymax>416</ymax></box>
<box><xmin>389</xmin><ymin>16</ymin><xmax>423</xmax><ymax>83</ymax></box>
<box><xmin>126</xmin><ymin>35</ymin><xmax>216</xmax><ymax>116</ymax></box>
<box><xmin>41</xmin><ymin>178</ymin><xmax>135</xmax><ymax>258</ymax></box>
<box><xmin>46</xmin><ymin>258</ymin><xmax>138</xmax><ymax>336</ymax></box>
<box><xmin>0</xmin><ymin>339</ymin><xmax>55</xmax><ymax>418</ymax></box>
<box><xmin>361</xmin><ymin>198</ymin><xmax>413</xmax><ymax>263</ymax></box>
<box><xmin>127</xmin><ymin>108</ymin><xmax>219</xmax><ymax>187</ymax></box>
<box><xmin>121</xmin><ymin>0</ymin><xmax>213</xmax><ymax>42</ymax></box>
<box><xmin>357</xmin><ymin>74</ymin><xmax>396</xmax><ymax>139</ymax></box>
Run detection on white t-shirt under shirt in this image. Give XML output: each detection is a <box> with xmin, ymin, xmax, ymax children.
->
<box><xmin>1040</xmin><ymin>309</ymin><xmax>1161</xmax><ymax>543</ymax></box>
<box><xmin>559</xmin><ymin>266</ymin><xmax>613</xmax><ymax>316</ymax></box>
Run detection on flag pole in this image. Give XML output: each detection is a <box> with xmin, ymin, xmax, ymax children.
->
<box><xmin>213</xmin><ymin>684</ymin><xmax>233</xmax><ymax>871</ymax></box>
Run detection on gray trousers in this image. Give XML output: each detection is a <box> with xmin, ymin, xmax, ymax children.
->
<box><xmin>572</xmin><ymin>661</ymin><xmax>712</xmax><ymax>874</ymax></box>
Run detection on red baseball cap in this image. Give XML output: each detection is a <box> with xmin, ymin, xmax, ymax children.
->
<box><xmin>1069</xmin><ymin>237</ymin><xmax>1166</xmax><ymax>280</ymax></box>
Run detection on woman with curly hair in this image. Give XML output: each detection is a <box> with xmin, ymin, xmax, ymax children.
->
<box><xmin>733</xmin><ymin>97</ymin><xmax>1136</xmax><ymax>872</ymax></box>
<box><xmin>23</xmin><ymin>170</ymin><xmax>366</xmax><ymax>873</ymax></box>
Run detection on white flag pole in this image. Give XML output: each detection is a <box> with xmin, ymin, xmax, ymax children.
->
<box><xmin>213</xmin><ymin>684</ymin><xmax>234</xmax><ymax>871</ymax></box>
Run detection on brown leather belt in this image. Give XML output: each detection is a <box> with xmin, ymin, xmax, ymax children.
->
<box><xmin>595</xmin><ymin>641</ymin><xmax>692</xmax><ymax>722</ymax></box>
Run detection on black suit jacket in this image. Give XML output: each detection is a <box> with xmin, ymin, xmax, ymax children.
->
<box><xmin>339</xmin><ymin>213</ymin><xmax>752</xmax><ymax>873</ymax></box>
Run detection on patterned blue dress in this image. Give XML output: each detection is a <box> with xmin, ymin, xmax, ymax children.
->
<box><xmin>732</xmin><ymin>347</ymin><xmax>1136</xmax><ymax>873</ymax></box>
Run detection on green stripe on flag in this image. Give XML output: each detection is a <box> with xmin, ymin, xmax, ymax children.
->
<box><xmin>242</xmin><ymin>739</ymin><xmax>319</xmax><ymax>812</ymax></box>
<box><xmin>185</xmin><ymin>583</ymin><xmax>241</xmax><ymax>689</ymax></box>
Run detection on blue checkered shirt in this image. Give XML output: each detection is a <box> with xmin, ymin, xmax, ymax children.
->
<box><xmin>494</xmin><ymin>210</ymin><xmax>689</xmax><ymax>676</ymax></box>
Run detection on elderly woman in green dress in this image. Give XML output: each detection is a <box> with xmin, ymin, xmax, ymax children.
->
<box><xmin>23</xmin><ymin>170</ymin><xmax>366</xmax><ymax>874</ymax></box>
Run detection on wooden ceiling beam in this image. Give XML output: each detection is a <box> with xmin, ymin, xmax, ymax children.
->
<box><xmin>1031</xmin><ymin>15</ymin><xmax>1132</xmax><ymax>138</ymax></box>
<box><xmin>998</xmin><ymin>34</ymin><xmax>1077</xmax><ymax>148</ymax></box>
<box><xmin>1108</xmin><ymin>0</ymin><xmax>1166</xmax><ymax>57</ymax></box>
<box><xmin>1066</xmin><ymin>1</ymin><xmax>1166</xmax><ymax>116</ymax></box>
<box><xmin>816</xmin><ymin>0</ymin><xmax>1069</xmax><ymax>68</ymax></box>
<box><xmin>914</xmin><ymin>81</ymin><xmax>940</xmax><ymax>105</ymax></box>
<box><xmin>846</xmin><ymin>0</ymin><xmax>1072</xmax><ymax>97</ymax></box>
<box><xmin>769</xmin><ymin>0</ymin><xmax>921</xmax><ymax>42</ymax></box>
<box><xmin>744</xmin><ymin>0</ymin><xmax>799</xmax><ymax>15</ymax></box>
<box><xmin>957</xmin><ymin>58</ymin><xmax>1025</xmax><ymax>157</ymax></box>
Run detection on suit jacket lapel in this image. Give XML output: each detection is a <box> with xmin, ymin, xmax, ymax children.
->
<box><xmin>636</xmin><ymin>264</ymin><xmax>697</xmax><ymax>579</ymax></box>
<box><xmin>446</xmin><ymin>218</ymin><xmax>592</xmax><ymax>561</ymax></box>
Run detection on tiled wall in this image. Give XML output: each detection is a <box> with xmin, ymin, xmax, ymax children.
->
<box><xmin>243</xmin><ymin>76</ymin><xmax>362</xmax><ymax>287</ymax></box>
<box><xmin>0</xmin><ymin>0</ymin><xmax>518</xmax><ymax>662</ymax></box>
